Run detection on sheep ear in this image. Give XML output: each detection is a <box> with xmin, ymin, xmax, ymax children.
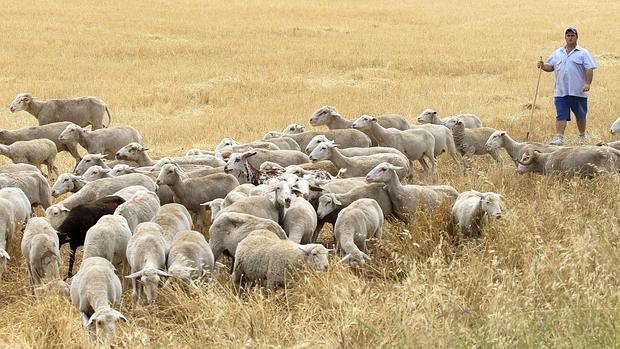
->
<box><xmin>297</xmin><ymin>245</ymin><xmax>312</xmax><ymax>256</ymax></box>
<box><xmin>0</xmin><ymin>249</ymin><xmax>10</xmax><ymax>260</ymax></box>
<box><xmin>332</xmin><ymin>197</ymin><xmax>342</xmax><ymax>206</ymax></box>
<box><xmin>200</xmin><ymin>201</ymin><xmax>212</xmax><ymax>206</ymax></box>
<box><xmin>309</xmin><ymin>183</ymin><xmax>324</xmax><ymax>192</ymax></box>
<box><xmin>242</xmin><ymin>151</ymin><xmax>258</xmax><ymax>159</ymax></box>
<box><xmin>370</xmin><ymin>116</ymin><xmax>377</xmax><ymax>122</ymax></box>
<box><xmin>86</xmin><ymin>314</ymin><xmax>96</xmax><ymax>327</ymax></box>
<box><xmin>386</xmin><ymin>164</ymin><xmax>404</xmax><ymax>171</ymax></box>
<box><xmin>125</xmin><ymin>271</ymin><xmax>143</xmax><ymax>279</ymax></box>
<box><xmin>59</xmin><ymin>205</ymin><xmax>70</xmax><ymax>212</ymax></box>
<box><xmin>114</xmin><ymin>310</ymin><xmax>128</xmax><ymax>322</ymax></box>
<box><xmin>93</xmin><ymin>153</ymin><xmax>104</xmax><ymax>159</ymax></box>
<box><xmin>156</xmin><ymin>270</ymin><xmax>172</xmax><ymax>277</ymax></box>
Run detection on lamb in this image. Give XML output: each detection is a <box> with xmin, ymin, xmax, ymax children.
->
<box><xmin>0</xmin><ymin>122</ymin><xmax>82</xmax><ymax>166</ymax></box>
<box><xmin>417</xmin><ymin>108</ymin><xmax>483</xmax><ymax>128</ymax></box>
<box><xmin>262</xmin><ymin>136</ymin><xmax>302</xmax><ymax>151</ymax></box>
<box><xmin>0</xmin><ymin>139</ymin><xmax>59</xmax><ymax>178</ymax></box>
<box><xmin>70</xmin><ymin>257</ymin><xmax>126</xmax><ymax>345</ymax></box>
<box><xmin>83</xmin><ymin>215</ymin><xmax>132</xmax><ymax>274</ymax></box>
<box><xmin>283</xmin><ymin>129</ymin><xmax>372</xmax><ymax>151</ymax></box>
<box><xmin>282</xmin><ymin>196</ymin><xmax>317</xmax><ymax>244</ymax></box>
<box><xmin>82</xmin><ymin>165</ymin><xmax>112</xmax><ymax>181</ymax></box>
<box><xmin>223</xmin><ymin>150</ymin><xmax>309</xmax><ymax>185</ymax></box>
<box><xmin>611</xmin><ymin>116</ymin><xmax>620</xmax><ymax>135</ymax></box>
<box><xmin>58</xmin><ymin>123</ymin><xmax>141</xmax><ymax>160</ymax></box>
<box><xmin>517</xmin><ymin>146</ymin><xmax>620</xmax><ymax>178</ymax></box>
<box><xmin>310</xmin><ymin>105</ymin><xmax>410</xmax><ymax>130</ymax></box>
<box><xmin>0</xmin><ymin>171</ymin><xmax>51</xmax><ymax>208</ymax></box>
<box><xmin>1</xmin><ymin>188</ymin><xmax>32</xmax><ymax>281</ymax></box>
<box><xmin>351</xmin><ymin>115</ymin><xmax>437</xmax><ymax>174</ymax></box>
<box><xmin>125</xmin><ymin>222</ymin><xmax>170</xmax><ymax>304</ymax></box>
<box><xmin>303</xmin><ymin>134</ymin><xmax>408</xmax><ymax>157</ymax></box>
<box><xmin>452</xmin><ymin>191</ymin><xmax>502</xmax><ymax>237</ymax></box>
<box><xmin>21</xmin><ymin>217</ymin><xmax>60</xmax><ymax>294</ymax></box>
<box><xmin>9</xmin><ymin>93</ymin><xmax>112</xmax><ymax>130</ymax></box>
<box><xmin>156</xmin><ymin>164</ymin><xmax>239</xmax><ymax>232</ymax></box>
<box><xmin>447</xmin><ymin>119</ymin><xmax>501</xmax><ymax>169</ymax></box>
<box><xmin>209</xmin><ymin>212</ymin><xmax>288</xmax><ymax>263</ymax></box>
<box><xmin>167</xmin><ymin>230</ymin><xmax>216</xmax><ymax>286</ymax></box>
<box><xmin>113</xmin><ymin>190</ymin><xmax>160</xmax><ymax>233</ymax></box>
<box><xmin>56</xmin><ymin>195</ymin><xmax>126</xmax><ymax>278</ymax></box>
<box><xmin>53</xmin><ymin>173</ymin><xmax>156</xmax><ymax>211</ymax></box>
<box><xmin>308</xmin><ymin>140</ymin><xmax>410</xmax><ymax>179</ymax></box>
<box><xmin>232</xmin><ymin>229</ymin><xmax>329</xmax><ymax>292</ymax></box>
<box><xmin>151</xmin><ymin>203</ymin><xmax>193</xmax><ymax>247</ymax></box>
<box><xmin>365</xmin><ymin>162</ymin><xmax>459</xmax><ymax>220</ymax></box>
<box><xmin>484</xmin><ymin>130</ymin><xmax>561</xmax><ymax>167</ymax></box>
<box><xmin>334</xmin><ymin>198</ymin><xmax>383</xmax><ymax>266</ymax></box>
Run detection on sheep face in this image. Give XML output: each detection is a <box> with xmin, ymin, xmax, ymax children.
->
<box><xmin>443</xmin><ymin>118</ymin><xmax>460</xmax><ymax>130</ymax></box>
<box><xmin>0</xmin><ymin>249</ymin><xmax>9</xmax><ymax>280</ymax></box>
<box><xmin>109</xmin><ymin>164</ymin><xmax>135</xmax><ymax>176</ymax></box>
<box><xmin>481</xmin><ymin>193</ymin><xmax>503</xmax><ymax>219</ymax></box>
<box><xmin>115</xmin><ymin>142</ymin><xmax>146</xmax><ymax>161</ymax></box>
<box><xmin>298</xmin><ymin>244</ymin><xmax>329</xmax><ymax>271</ymax></box>
<box><xmin>282</xmin><ymin>123</ymin><xmax>305</xmax><ymax>135</ymax></box>
<box><xmin>156</xmin><ymin>164</ymin><xmax>178</xmax><ymax>186</ymax></box>
<box><xmin>308</xmin><ymin>143</ymin><xmax>333</xmax><ymax>163</ymax></box>
<box><xmin>291</xmin><ymin>179</ymin><xmax>310</xmax><ymax>199</ymax></box>
<box><xmin>274</xmin><ymin>181</ymin><xmax>292</xmax><ymax>208</ymax></box>
<box><xmin>485</xmin><ymin>131</ymin><xmax>506</xmax><ymax>151</ymax></box>
<box><xmin>87</xmin><ymin>308</ymin><xmax>126</xmax><ymax>345</ymax></box>
<box><xmin>416</xmin><ymin>108</ymin><xmax>437</xmax><ymax>124</ymax></box>
<box><xmin>304</xmin><ymin>135</ymin><xmax>330</xmax><ymax>154</ymax></box>
<box><xmin>52</xmin><ymin>174</ymin><xmax>78</xmax><ymax>197</ymax></box>
<box><xmin>45</xmin><ymin>205</ymin><xmax>70</xmax><ymax>229</ymax></box>
<box><xmin>611</xmin><ymin>117</ymin><xmax>620</xmax><ymax>135</ymax></box>
<box><xmin>263</xmin><ymin>131</ymin><xmax>282</xmax><ymax>140</ymax></box>
<box><xmin>216</xmin><ymin>137</ymin><xmax>238</xmax><ymax>151</ymax></box>
<box><xmin>341</xmin><ymin>250</ymin><xmax>371</xmax><ymax>267</ymax></box>
<box><xmin>83</xmin><ymin>166</ymin><xmax>110</xmax><ymax>182</ymax></box>
<box><xmin>9</xmin><ymin>93</ymin><xmax>32</xmax><ymax>113</ymax></box>
<box><xmin>224</xmin><ymin>153</ymin><xmax>244</xmax><ymax>174</ymax></box>
<box><xmin>74</xmin><ymin>153</ymin><xmax>105</xmax><ymax>175</ymax></box>
<box><xmin>366</xmin><ymin>162</ymin><xmax>401</xmax><ymax>183</ymax></box>
<box><xmin>309</xmin><ymin>105</ymin><xmax>338</xmax><ymax>126</ymax></box>
<box><xmin>317</xmin><ymin>194</ymin><xmax>341</xmax><ymax>219</ymax></box>
<box><xmin>168</xmin><ymin>265</ymin><xmax>199</xmax><ymax>286</ymax></box>
<box><xmin>58</xmin><ymin>124</ymin><xmax>82</xmax><ymax>143</ymax></box>
<box><xmin>350</xmin><ymin>115</ymin><xmax>376</xmax><ymax>130</ymax></box>
<box><xmin>152</xmin><ymin>157</ymin><xmax>175</xmax><ymax>171</ymax></box>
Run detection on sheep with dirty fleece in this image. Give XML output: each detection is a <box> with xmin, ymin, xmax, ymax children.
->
<box><xmin>334</xmin><ymin>198</ymin><xmax>383</xmax><ymax>267</ymax></box>
<box><xmin>452</xmin><ymin>191</ymin><xmax>503</xmax><ymax>237</ymax></box>
<box><xmin>517</xmin><ymin>146</ymin><xmax>620</xmax><ymax>178</ymax></box>
<box><xmin>445</xmin><ymin>119</ymin><xmax>501</xmax><ymax>169</ymax></box>
<box><xmin>167</xmin><ymin>230</ymin><xmax>216</xmax><ymax>287</ymax></box>
<box><xmin>58</xmin><ymin>123</ymin><xmax>141</xmax><ymax>160</ymax></box>
<box><xmin>9</xmin><ymin>93</ymin><xmax>112</xmax><ymax>129</ymax></box>
<box><xmin>20</xmin><ymin>217</ymin><xmax>61</xmax><ymax>293</ymax></box>
<box><xmin>0</xmin><ymin>139</ymin><xmax>59</xmax><ymax>178</ymax></box>
<box><xmin>232</xmin><ymin>229</ymin><xmax>329</xmax><ymax>292</ymax></box>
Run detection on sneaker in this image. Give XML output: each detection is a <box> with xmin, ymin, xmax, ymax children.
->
<box><xmin>549</xmin><ymin>137</ymin><xmax>564</xmax><ymax>146</ymax></box>
<box><xmin>578</xmin><ymin>134</ymin><xmax>587</xmax><ymax>144</ymax></box>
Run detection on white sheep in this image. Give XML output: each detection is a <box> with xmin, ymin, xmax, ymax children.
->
<box><xmin>9</xmin><ymin>93</ymin><xmax>112</xmax><ymax>129</ymax></box>
<box><xmin>51</xmin><ymin>173</ymin><xmax>87</xmax><ymax>197</ymax></box>
<box><xmin>484</xmin><ymin>130</ymin><xmax>560</xmax><ymax>167</ymax></box>
<box><xmin>0</xmin><ymin>139</ymin><xmax>59</xmax><ymax>178</ymax></box>
<box><xmin>417</xmin><ymin>108</ymin><xmax>482</xmax><ymax>128</ymax></box>
<box><xmin>351</xmin><ymin>115</ymin><xmax>437</xmax><ymax>175</ymax></box>
<box><xmin>283</xmin><ymin>129</ymin><xmax>372</xmax><ymax>151</ymax></box>
<box><xmin>20</xmin><ymin>218</ymin><xmax>59</xmax><ymax>294</ymax></box>
<box><xmin>58</xmin><ymin>123</ymin><xmax>141</xmax><ymax>160</ymax></box>
<box><xmin>223</xmin><ymin>149</ymin><xmax>309</xmax><ymax>184</ymax></box>
<box><xmin>167</xmin><ymin>230</ymin><xmax>216</xmax><ymax>287</ymax></box>
<box><xmin>445</xmin><ymin>119</ymin><xmax>501</xmax><ymax>168</ymax></box>
<box><xmin>517</xmin><ymin>146</ymin><xmax>620</xmax><ymax>178</ymax></box>
<box><xmin>452</xmin><ymin>191</ymin><xmax>503</xmax><ymax>237</ymax></box>
<box><xmin>125</xmin><ymin>222</ymin><xmax>170</xmax><ymax>304</ymax></box>
<box><xmin>70</xmin><ymin>257</ymin><xmax>126</xmax><ymax>345</ymax></box>
<box><xmin>151</xmin><ymin>203</ymin><xmax>193</xmax><ymax>248</ymax></box>
<box><xmin>265</xmin><ymin>123</ymin><xmax>306</xmax><ymax>138</ymax></box>
<box><xmin>0</xmin><ymin>170</ymin><xmax>51</xmax><ymax>209</ymax></box>
<box><xmin>83</xmin><ymin>215</ymin><xmax>132</xmax><ymax>274</ymax></box>
<box><xmin>263</xmin><ymin>136</ymin><xmax>302</xmax><ymax>151</ymax></box>
<box><xmin>316</xmin><ymin>183</ymin><xmax>392</xmax><ymax>221</ymax></box>
<box><xmin>0</xmin><ymin>163</ymin><xmax>39</xmax><ymax>174</ymax></box>
<box><xmin>73</xmin><ymin>153</ymin><xmax>113</xmax><ymax>176</ymax></box>
<box><xmin>0</xmin><ymin>121</ymin><xmax>82</xmax><ymax>167</ymax></box>
<box><xmin>218</xmin><ymin>180</ymin><xmax>293</xmax><ymax>224</ymax></box>
<box><xmin>308</xmin><ymin>140</ymin><xmax>410</xmax><ymax>179</ymax></box>
<box><xmin>109</xmin><ymin>164</ymin><xmax>138</xmax><ymax>176</ymax></box>
<box><xmin>303</xmin><ymin>134</ymin><xmax>408</xmax><ymax>158</ymax></box>
<box><xmin>365</xmin><ymin>162</ymin><xmax>459</xmax><ymax>220</ymax></box>
<box><xmin>282</xmin><ymin>196</ymin><xmax>317</xmax><ymax>244</ymax></box>
<box><xmin>610</xmin><ymin>116</ymin><xmax>620</xmax><ymax>135</ymax></box>
<box><xmin>309</xmin><ymin>105</ymin><xmax>410</xmax><ymax>130</ymax></box>
<box><xmin>334</xmin><ymin>198</ymin><xmax>383</xmax><ymax>266</ymax></box>
<box><xmin>82</xmin><ymin>165</ymin><xmax>112</xmax><ymax>182</ymax></box>
<box><xmin>232</xmin><ymin>229</ymin><xmax>329</xmax><ymax>292</ymax></box>
<box><xmin>113</xmin><ymin>190</ymin><xmax>160</xmax><ymax>233</ymax></box>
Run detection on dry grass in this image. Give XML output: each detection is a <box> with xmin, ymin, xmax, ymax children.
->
<box><xmin>0</xmin><ymin>0</ymin><xmax>619</xmax><ymax>347</ymax></box>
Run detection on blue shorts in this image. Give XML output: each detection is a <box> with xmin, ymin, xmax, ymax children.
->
<box><xmin>554</xmin><ymin>96</ymin><xmax>588</xmax><ymax>122</ymax></box>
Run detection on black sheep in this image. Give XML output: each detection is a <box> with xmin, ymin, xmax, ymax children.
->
<box><xmin>56</xmin><ymin>195</ymin><xmax>125</xmax><ymax>278</ymax></box>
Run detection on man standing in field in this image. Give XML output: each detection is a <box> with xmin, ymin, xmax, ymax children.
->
<box><xmin>537</xmin><ymin>27</ymin><xmax>597</xmax><ymax>145</ymax></box>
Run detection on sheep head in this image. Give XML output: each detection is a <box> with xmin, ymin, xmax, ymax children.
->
<box><xmin>416</xmin><ymin>108</ymin><xmax>438</xmax><ymax>124</ymax></box>
<box><xmin>308</xmin><ymin>141</ymin><xmax>339</xmax><ymax>162</ymax></box>
<box><xmin>304</xmin><ymin>134</ymin><xmax>331</xmax><ymax>154</ymax></box>
<box><xmin>351</xmin><ymin>114</ymin><xmax>377</xmax><ymax>130</ymax></box>
<box><xmin>298</xmin><ymin>244</ymin><xmax>329</xmax><ymax>271</ymax></box>
<box><xmin>58</xmin><ymin>123</ymin><xmax>83</xmax><ymax>143</ymax></box>
<box><xmin>74</xmin><ymin>153</ymin><xmax>106</xmax><ymax>175</ymax></box>
<box><xmin>115</xmin><ymin>142</ymin><xmax>147</xmax><ymax>161</ymax></box>
<box><xmin>126</xmin><ymin>268</ymin><xmax>171</xmax><ymax>304</ymax></box>
<box><xmin>86</xmin><ymin>308</ymin><xmax>127</xmax><ymax>345</ymax></box>
<box><xmin>317</xmin><ymin>194</ymin><xmax>341</xmax><ymax>219</ymax></box>
<box><xmin>156</xmin><ymin>163</ymin><xmax>179</xmax><ymax>186</ymax></box>
<box><xmin>309</xmin><ymin>105</ymin><xmax>339</xmax><ymax>126</ymax></box>
<box><xmin>485</xmin><ymin>131</ymin><xmax>506</xmax><ymax>151</ymax></box>
<box><xmin>480</xmin><ymin>192</ymin><xmax>503</xmax><ymax>219</ymax></box>
<box><xmin>9</xmin><ymin>93</ymin><xmax>32</xmax><ymax>113</ymax></box>
<box><xmin>366</xmin><ymin>162</ymin><xmax>403</xmax><ymax>183</ymax></box>
<box><xmin>282</xmin><ymin>123</ymin><xmax>305</xmax><ymax>135</ymax></box>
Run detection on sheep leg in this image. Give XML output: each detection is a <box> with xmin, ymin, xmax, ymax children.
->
<box><xmin>311</xmin><ymin>221</ymin><xmax>325</xmax><ymax>243</ymax></box>
<box><xmin>66</xmin><ymin>246</ymin><xmax>77</xmax><ymax>279</ymax></box>
<box><xmin>130</xmin><ymin>277</ymin><xmax>139</xmax><ymax>303</ymax></box>
<box><xmin>418</xmin><ymin>158</ymin><xmax>430</xmax><ymax>174</ymax></box>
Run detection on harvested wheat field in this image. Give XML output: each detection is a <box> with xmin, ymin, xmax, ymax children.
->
<box><xmin>0</xmin><ymin>0</ymin><xmax>619</xmax><ymax>347</ymax></box>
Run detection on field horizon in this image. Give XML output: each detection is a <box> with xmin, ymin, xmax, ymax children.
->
<box><xmin>0</xmin><ymin>1</ymin><xmax>618</xmax><ymax>348</ymax></box>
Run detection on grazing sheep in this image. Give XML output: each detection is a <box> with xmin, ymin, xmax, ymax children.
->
<box><xmin>334</xmin><ymin>198</ymin><xmax>383</xmax><ymax>266</ymax></box>
<box><xmin>282</xmin><ymin>196</ymin><xmax>317</xmax><ymax>244</ymax></box>
<box><xmin>209</xmin><ymin>212</ymin><xmax>287</xmax><ymax>263</ymax></box>
<box><xmin>0</xmin><ymin>122</ymin><xmax>82</xmax><ymax>166</ymax></box>
<box><xmin>125</xmin><ymin>222</ymin><xmax>170</xmax><ymax>304</ymax></box>
<box><xmin>452</xmin><ymin>191</ymin><xmax>503</xmax><ymax>237</ymax></box>
<box><xmin>284</xmin><ymin>129</ymin><xmax>372</xmax><ymax>151</ymax></box>
<box><xmin>82</xmin><ymin>165</ymin><xmax>112</xmax><ymax>182</ymax></box>
<box><xmin>83</xmin><ymin>215</ymin><xmax>132</xmax><ymax>274</ymax></box>
<box><xmin>417</xmin><ymin>108</ymin><xmax>482</xmax><ymax>128</ymax></box>
<box><xmin>308</xmin><ymin>141</ymin><xmax>410</xmax><ymax>179</ymax></box>
<box><xmin>51</xmin><ymin>173</ymin><xmax>87</xmax><ymax>197</ymax></box>
<box><xmin>366</xmin><ymin>163</ymin><xmax>459</xmax><ymax>220</ymax></box>
<box><xmin>611</xmin><ymin>116</ymin><xmax>620</xmax><ymax>135</ymax></box>
<box><xmin>232</xmin><ymin>229</ymin><xmax>329</xmax><ymax>292</ymax></box>
<box><xmin>598</xmin><ymin>140</ymin><xmax>620</xmax><ymax>151</ymax></box>
<box><xmin>351</xmin><ymin>115</ymin><xmax>437</xmax><ymax>175</ymax></box>
<box><xmin>54</xmin><ymin>173</ymin><xmax>156</xmax><ymax>211</ymax></box>
<box><xmin>21</xmin><ymin>217</ymin><xmax>60</xmax><ymax>294</ymax></box>
<box><xmin>151</xmin><ymin>203</ymin><xmax>193</xmax><ymax>247</ymax></box>
<box><xmin>70</xmin><ymin>257</ymin><xmax>126</xmax><ymax>345</ymax></box>
<box><xmin>263</xmin><ymin>136</ymin><xmax>302</xmax><ymax>151</ymax></box>
<box><xmin>0</xmin><ymin>139</ymin><xmax>59</xmax><ymax>178</ymax></box>
<box><xmin>167</xmin><ymin>230</ymin><xmax>216</xmax><ymax>286</ymax></box>
<box><xmin>517</xmin><ymin>146</ymin><xmax>620</xmax><ymax>178</ymax></box>
<box><xmin>113</xmin><ymin>190</ymin><xmax>160</xmax><ymax>233</ymax></box>
<box><xmin>447</xmin><ymin>119</ymin><xmax>501</xmax><ymax>169</ymax></box>
<box><xmin>0</xmin><ymin>163</ymin><xmax>39</xmax><ymax>174</ymax></box>
<box><xmin>9</xmin><ymin>93</ymin><xmax>112</xmax><ymax>129</ymax></box>
<box><xmin>56</xmin><ymin>196</ymin><xmax>126</xmax><ymax>278</ymax></box>
<box><xmin>485</xmin><ymin>130</ymin><xmax>561</xmax><ymax>167</ymax></box>
<box><xmin>58</xmin><ymin>123</ymin><xmax>141</xmax><ymax>160</ymax></box>
<box><xmin>223</xmin><ymin>150</ymin><xmax>309</xmax><ymax>185</ymax></box>
<box><xmin>0</xmin><ymin>188</ymin><xmax>32</xmax><ymax>281</ymax></box>
<box><xmin>156</xmin><ymin>164</ymin><xmax>239</xmax><ymax>232</ymax></box>
<box><xmin>0</xmin><ymin>171</ymin><xmax>51</xmax><ymax>208</ymax></box>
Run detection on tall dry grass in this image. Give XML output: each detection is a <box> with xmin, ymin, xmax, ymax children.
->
<box><xmin>0</xmin><ymin>0</ymin><xmax>618</xmax><ymax>347</ymax></box>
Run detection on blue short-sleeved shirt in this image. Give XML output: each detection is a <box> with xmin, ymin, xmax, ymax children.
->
<box><xmin>546</xmin><ymin>45</ymin><xmax>597</xmax><ymax>98</ymax></box>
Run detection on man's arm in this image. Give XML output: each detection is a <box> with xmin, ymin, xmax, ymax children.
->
<box><xmin>537</xmin><ymin>60</ymin><xmax>554</xmax><ymax>72</ymax></box>
<box><xmin>583</xmin><ymin>69</ymin><xmax>593</xmax><ymax>92</ymax></box>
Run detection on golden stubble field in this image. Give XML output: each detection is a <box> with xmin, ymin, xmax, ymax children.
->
<box><xmin>0</xmin><ymin>0</ymin><xmax>619</xmax><ymax>347</ymax></box>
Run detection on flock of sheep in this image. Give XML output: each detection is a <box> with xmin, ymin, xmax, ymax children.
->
<box><xmin>1</xmin><ymin>93</ymin><xmax>620</xmax><ymax>344</ymax></box>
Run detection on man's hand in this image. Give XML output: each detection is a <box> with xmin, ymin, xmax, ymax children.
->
<box><xmin>537</xmin><ymin>60</ymin><xmax>545</xmax><ymax>69</ymax></box>
<box><xmin>582</xmin><ymin>83</ymin><xmax>591</xmax><ymax>92</ymax></box>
